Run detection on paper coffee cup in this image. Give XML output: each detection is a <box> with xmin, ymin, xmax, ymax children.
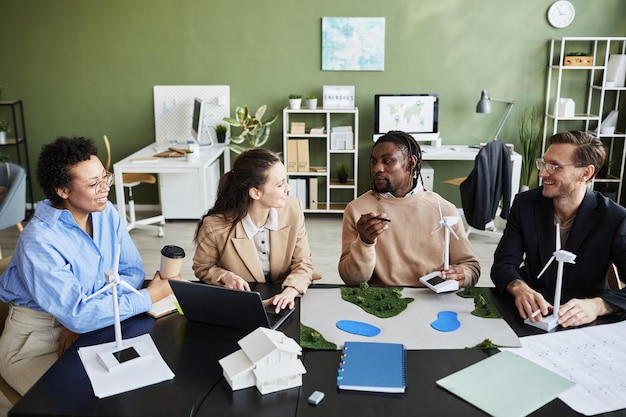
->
<box><xmin>160</xmin><ymin>245</ymin><xmax>185</xmax><ymax>279</ymax></box>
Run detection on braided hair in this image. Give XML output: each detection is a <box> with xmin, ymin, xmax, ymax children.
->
<box><xmin>371</xmin><ymin>130</ymin><xmax>423</xmax><ymax>192</ymax></box>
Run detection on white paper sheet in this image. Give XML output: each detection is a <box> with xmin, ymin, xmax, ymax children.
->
<box><xmin>78</xmin><ymin>333</ymin><xmax>175</xmax><ymax>398</ymax></box>
<box><xmin>301</xmin><ymin>288</ymin><xmax>521</xmax><ymax>349</ymax></box>
<box><xmin>504</xmin><ymin>320</ymin><xmax>626</xmax><ymax>415</ymax></box>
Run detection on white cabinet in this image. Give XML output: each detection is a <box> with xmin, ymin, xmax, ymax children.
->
<box><xmin>542</xmin><ymin>37</ymin><xmax>626</xmax><ymax>202</ymax></box>
<box><xmin>282</xmin><ymin>107</ymin><xmax>359</xmax><ymax>213</ymax></box>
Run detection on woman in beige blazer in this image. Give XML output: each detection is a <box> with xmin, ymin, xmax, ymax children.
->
<box><xmin>193</xmin><ymin>148</ymin><xmax>317</xmax><ymax>312</ymax></box>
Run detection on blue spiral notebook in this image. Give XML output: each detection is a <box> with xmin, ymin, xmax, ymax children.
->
<box><xmin>337</xmin><ymin>341</ymin><xmax>406</xmax><ymax>393</ymax></box>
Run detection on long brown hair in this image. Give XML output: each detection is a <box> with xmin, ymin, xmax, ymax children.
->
<box><xmin>193</xmin><ymin>148</ymin><xmax>281</xmax><ymax>243</ymax></box>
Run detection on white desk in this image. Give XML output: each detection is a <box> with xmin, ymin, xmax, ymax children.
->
<box><xmin>421</xmin><ymin>145</ymin><xmax>522</xmax><ymax>201</ymax></box>
<box><xmin>113</xmin><ymin>143</ymin><xmax>230</xmax><ymax>232</ymax></box>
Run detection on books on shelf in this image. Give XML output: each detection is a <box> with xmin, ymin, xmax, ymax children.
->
<box><xmin>308</xmin><ymin>177</ymin><xmax>318</xmax><ymax>210</ymax></box>
<box><xmin>337</xmin><ymin>341</ymin><xmax>406</xmax><ymax>393</ymax></box>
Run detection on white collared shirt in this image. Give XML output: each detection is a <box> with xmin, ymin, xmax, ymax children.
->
<box><xmin>379</xmin><ymin>182</ymin><xmax>423</xmax><ymax>199</ymax></box>
<box><xmin>242</xmin><ymin>208</ymin><xmax>279</xmax><ymax>276</ymax></box>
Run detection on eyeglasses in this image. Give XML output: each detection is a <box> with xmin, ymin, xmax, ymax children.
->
<box><xmin>535</xmin><ymin>158</ymin><xmax>582</xmax><ymax>175</ymax></box>
<box><xmin>86</xmin><ymin>172</ymin><xmax>114</xmax><ymax>194</ymax></box>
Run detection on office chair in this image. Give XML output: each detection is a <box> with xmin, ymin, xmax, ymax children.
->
<box><xmin>442</xmin><ymin>141</ymin><xmax>512</xmax><ymax>238</ymax></box>
<box><xmin>103</xmin><ymin>135</ymin><xmax>164</xmax><ymax>237</ymax></box>
<box><xmin>0</xmin><ymin>162</ymin><xmax>26</xmax><ymax>258</ymax></box>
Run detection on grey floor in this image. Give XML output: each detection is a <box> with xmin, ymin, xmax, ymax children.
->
<box><xmin>0</xmin><ymin>210</ymin><xmax>502</xmax><ymax>287</ymax></box>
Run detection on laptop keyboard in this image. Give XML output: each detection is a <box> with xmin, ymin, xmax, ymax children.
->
<box><xmin>266</xmin><ymin>309</ymin><xmax>287</xmax><ymax>327</ymax></box>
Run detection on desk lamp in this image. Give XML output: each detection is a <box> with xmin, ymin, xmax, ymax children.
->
<box><xmin>476</xmin><ymin>90</ymin><xmax>516</xmax><ymax>141</ymax></box>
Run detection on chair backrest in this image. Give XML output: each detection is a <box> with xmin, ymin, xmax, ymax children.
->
<box><xmin>103</xmin><ymin>135</ymin><xmax>112</xmax><ymax>171</ymax></box>
<box><xmin>0</xmin><ymin>163</ymin><xmax>26</xmax><ymax>231</ymax></box>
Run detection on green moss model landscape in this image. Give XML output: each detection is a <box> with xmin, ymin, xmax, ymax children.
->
<box><xmin>300</xmin><ymin>323</ymin><xmax>337</xmax><ymax>350</ymax></box>
<box><xmin>457</xmin><ymin>287</ymin><xmax>502</xmax><ymax>318</ymax></box>
<box><xmin>341</xmin><ymin>282</ymin><xmax>414</xmax><ymax>318</ymax></box>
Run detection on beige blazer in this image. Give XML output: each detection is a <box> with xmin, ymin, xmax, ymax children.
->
<box><xmin>192</xmin><ymin>197</ymin><xmax>317</xmax><ymax>294</ymax></box>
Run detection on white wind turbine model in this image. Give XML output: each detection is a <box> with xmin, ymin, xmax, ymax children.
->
<box><xmin>85</xmin><ymin>244</ymin><xmax>152</xmax><ymax>371</ymax></box>
<box><xmin>419</xmin><ymin>201</ymin><xmax>461</xmax><ymax>293</ymax></box>
<box><xmin>524</xmin><ymin>223</ymin><xmax>577</xmax><ymax>332</ymax></box>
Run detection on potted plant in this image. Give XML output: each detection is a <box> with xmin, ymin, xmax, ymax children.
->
<box><xmin>0</xmin><ymin>120</ymin><xmax>9</xmax><ymax>145</ymax></box>
<box><xmin>215</xmin><ymin>124</ymin><xmax>228</xmax><ymax>143</ymax></box>
<box><xmin>289</xmin><ymin>94</ymin><xmax>302</xmax><ymax>110</ymax></box>
<box><xmin>306</xmin><ymin>95</ymin><xmax>317</xmax><ymax>110</ymax></box>
<box><xmin>518</xmin><ymin>107</ymin><xmax>543</xmax><ymax>190</ymax></box>
<box><xmin>222</xmin><ymin>104</ymin><xmax>279</xmax><ymax>154</ymax></box>
<box><xmin>336</xmin><ymin>163</ymin><xmax>349</xmax><ymax>183</ymax></box>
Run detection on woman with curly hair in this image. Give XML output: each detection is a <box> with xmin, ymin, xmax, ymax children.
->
<box><xmin>0</xmin><ymin>136</ymin><xmax>177</xmax><ymax>395</ymax></box>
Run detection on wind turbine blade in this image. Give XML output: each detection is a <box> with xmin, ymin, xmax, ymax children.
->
<box><xmin>84</xmin><ymin>282</ymin><xmax>114</xmax><ymax>301</ymax></box>
<box><xmin>537</xmin><ymin>256</ymin><xmax>555</xmax><ymax>279</ymax></box>
<box><xmin>431</xmin><ymin>224</ymin><xmax>443</xmax><ymax>235</ymax></box>
<box><xmin>119</xmin><ymin>280</ymin><xmax>143</xmax><ymax>296</ymax></box>
<box><xmin>555</xmin><ymin>223</ymin><xmax>561</xmax><ymax>251</ymax></box>
<box><xmin>447</xmin><ymin>226</ymin><xmax>459</xmax><ymax>240</ymax></box>
<box><xmin>113</xmin><ymin>244</ymin><xmax>121</xmax><ymax>275</ymax></box>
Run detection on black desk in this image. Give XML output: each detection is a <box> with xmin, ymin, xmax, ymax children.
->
<box><xmin>8</xmin><ymin>286</ymin><xmax>626</xmax><ymax>417</ymax></box>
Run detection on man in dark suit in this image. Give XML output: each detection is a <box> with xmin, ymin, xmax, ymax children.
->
<box><xmin>491</xmin><ymin>131</ymin><xmax>626</xmax><ymax>328</ymax></box>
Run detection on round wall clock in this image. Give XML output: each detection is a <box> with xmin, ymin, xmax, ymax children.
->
<box><xmin>547</xmin><ymin>1</ymin><xmax>576</xmax><ymax>28</ymax></box>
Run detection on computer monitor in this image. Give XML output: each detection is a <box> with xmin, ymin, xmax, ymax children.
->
<box><xmin>374</xmin><ymin>94</ymin><xmax>439</xmax><ymax>138</ymax></box>
<box><xmin>191</xmin><ymin>97</ymin><xmax>213</xmax><ymax>146</ymax></box>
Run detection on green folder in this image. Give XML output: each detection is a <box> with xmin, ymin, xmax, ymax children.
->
<box><xmin>436</xmin><ymin>350</ymin><xmax>575</xmax><ymax>417</ymax></box>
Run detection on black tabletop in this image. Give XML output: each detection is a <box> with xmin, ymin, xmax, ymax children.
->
<box><xmin>8</xmin><ymin>285</ymin><xmax>626</xmax><ymax>417</ymax></box>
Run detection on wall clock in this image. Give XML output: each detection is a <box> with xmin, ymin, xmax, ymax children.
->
<box><xmin>547</xmin><ymin>1</ymin><xmax>575</xmax><ymax>28</ymax></box>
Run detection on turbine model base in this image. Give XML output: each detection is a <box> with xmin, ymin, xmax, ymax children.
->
<box><xmin>524</xmin><ymin>314</ymin><xmax>559</xmax><ymax>332</ymax></box>
<box><xmin>419</xmin><ymin>271</ymin><xmax>459</xmax><ymax>293</ymax></box>
<box><xmin>97</xmin><ymin>340</ymin><xmax>153</xmax><ymax>372</ymax></box>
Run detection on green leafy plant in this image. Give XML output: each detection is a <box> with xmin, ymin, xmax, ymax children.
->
<box><xmin>0</xmin><ymin>120</ymin><xmax>9</xmax><ymax>132</ymax></box>
<box><xmin>222</xmin><ymin>104</ymin><xmax>279</xmax><ymax>154</ymax></box>
<box><xmin>215</xmin><ymin>124</ymin><xmax>228</xmax><ymax>135</ymax></box>
<box><xmin>289</xmin><ymin>94</ymin><xmax>302</xmax><ymax>99</ymax></box>
<box><xmin>566</xmin><ymin>51</ymin><xmax>589</xmax><ymax>56</ymax></box>
<box><xmin>336</xmin><ymin>163</ymin><xmax>348</xmax><ymax>176</ymax></box>
<box><xmin>306</xmin><ymin>95</ymin><xmax>316</xmax><ymax>100</ymax></box>
<box><xmin>0</xmin><ymin>152</ymin><xmax>10</xmax><ymax>162</ymax></box>
<box><xmin>518</xmin><ymin>107</ymin><xmax>543</xmax><ymax>188</ymax></box>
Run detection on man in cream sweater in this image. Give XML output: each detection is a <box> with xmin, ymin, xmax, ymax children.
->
<box><xmin>339</xmin><ymin>130</ymin><xmax>480</xmax><ymax>287</ymax></box>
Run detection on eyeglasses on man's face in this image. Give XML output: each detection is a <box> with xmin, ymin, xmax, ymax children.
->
<box><xmin>535</xmin><ymin>158</ymin><xmax>582</xmax><ymax>175</ymax></box>
<box><xmin>85</xmin><ymin>172</ymin><xmax>114</xmax><ymax>194</ymax></box>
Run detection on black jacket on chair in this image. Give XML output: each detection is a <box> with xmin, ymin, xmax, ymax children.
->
<box><xmin>459</xmin><ymin>140</ymin><xmax>512</xmax><ymax>230</ymax></box>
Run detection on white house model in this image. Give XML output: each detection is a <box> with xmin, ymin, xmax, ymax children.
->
<box><xmin>218</xmin><ymin>327</ymin><xmax>306</xmax><ymax>395</ymax></box>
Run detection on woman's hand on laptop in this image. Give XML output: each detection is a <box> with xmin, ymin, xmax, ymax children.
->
<box><xmin>220</xmin><ymin>273</ymin><xmax>251</xmax><ymax>291</ymax></box>
<box><xmin>264</xmin><ymin>287</ymin><xmax>298</xmax><ymax>313</ymax></box>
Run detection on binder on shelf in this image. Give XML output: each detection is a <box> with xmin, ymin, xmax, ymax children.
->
<box><xmin>296</xmin><ymin>139</ymin><xmax>310</xmax><ymax>172</ymax></box>
<box><xmin>287</xmin><ymin>140</ymin><xmax>298</xmax><ymax>172</ymax></box>
<box><xmin>289</xmin><ymin>178</ymin><xmax>306</xmax><ymax>209</ymax></box>
<box><xmin>308</xmin><ymin>178</ymin><xmax>318</xmax><ymax>210</ymax></box>
<box><xmin>605</xmin><ymin>54</ymin><xmax>626</xmax><ymax>88</ymax></box>
<box><xmin>337</xmin><ymin>341</ymin><xmax>406</xmax><ymax>393</ymax></box>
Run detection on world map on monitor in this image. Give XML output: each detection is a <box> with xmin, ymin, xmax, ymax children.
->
<box><xmin>375</xmin><ymin>94</ymin><xmax>439</xmax><ymax>135</ymax></box>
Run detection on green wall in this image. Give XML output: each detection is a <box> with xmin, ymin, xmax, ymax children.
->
<box><xmin>1</xmin><ymin>0</ymin><xmax>625</xmax><ymax>206</ymax></box>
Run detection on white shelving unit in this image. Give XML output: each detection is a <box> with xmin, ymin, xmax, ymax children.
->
<box><xmin>542</xmin><ymin>37</ymin><xmax>626</xmax><ymax>202</ymax></box>
<box><xmin>282</xmin><ymin>107</ymin><xmax>359</xmax><ymax>213</ymax></box>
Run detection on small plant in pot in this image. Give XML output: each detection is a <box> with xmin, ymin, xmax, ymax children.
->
<box><xmin>306</xmin><ymin>95</ymin><xmax>317</xmax><ymax>110</ymax></box>
<box><xmin>289</xmin><ymin>94</ymin><xmax>302</xmax><ymax>110</ymax></box>
<box><xmin>215</xmin><ymin>124</ymin><xmax>228</xmax><ymax>143</ymax></box>
<box><xmin>0</xmin><ymin>120</ymin><xmax>9</xmax><ymax>145</ymax></box>
<box><xmin>336</xmin><ymin>163</ymin><xmax>349</xmax><ymax>183</ymax></box>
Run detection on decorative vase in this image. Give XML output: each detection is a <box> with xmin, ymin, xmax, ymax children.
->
<box><xmin>306</xmin><ymin>99</ymin><xmax>317</xmax><ymax>110</ymax></box>
<box><xmin>216</xmin><ymin>132</ymin><xmax>227</xmax><ymax>143</ymax></box>
<box><xmin>289</xmin><ymin>99</ymin><xmax>302</xmax><ymax>110</ymax></box>
<box><xmin>338</xmin><ymin>174</ymin><xmax>348</xmax><ymax>184</ymax></box>
<box><xmin>0</xmin><ymin>131</ymin><xmax>6</xmax><ymax>145</ymax></box>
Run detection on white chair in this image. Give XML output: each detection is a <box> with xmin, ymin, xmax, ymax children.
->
<box><xmin>103</xmin><ymin>135</ymin><xmax>164</xmax><ymax>237</ymax></box>
<box><xmin>0</xmin><ymin>162</ymin><xmax>26</xmax><ymax>258</ymax></box>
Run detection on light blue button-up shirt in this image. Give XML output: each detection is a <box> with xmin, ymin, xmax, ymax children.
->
<box><xmin>0</xmin><ymin>200</ymin><xmax>151</xmax><ymax>333</ymax></box>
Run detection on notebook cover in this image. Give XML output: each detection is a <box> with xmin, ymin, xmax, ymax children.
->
<box><xmin>436</xmin><ymin>350</ymin><xmax>575</xmax><ymax>417</ymax></box>
<box><xmin>337</xmin><ymin>341</ymin><xmax>406</xmax><ymax>393</ymax></box>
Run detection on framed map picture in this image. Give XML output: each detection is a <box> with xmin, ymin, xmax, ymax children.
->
<box><xmin>322</xmin><ymin>17</ymin><xmax>385</xmax><ymax>71</ymax></box>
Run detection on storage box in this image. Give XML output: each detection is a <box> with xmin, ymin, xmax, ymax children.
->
<box><xmin>290</xmin><ymin>122</ymin><xmax>305</xmax><ymax>134</ymax></box>
<box><xmin>564</xmin><ymin>56</ymin><xmax>593</xmax><ymax>66</ymax></box>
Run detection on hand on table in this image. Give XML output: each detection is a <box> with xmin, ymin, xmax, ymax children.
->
<box><xmin>557</xmin><ymin>297</ymin><xmax>606</xmax><ymax>328</ymax></box>
<box><xmin>508</xmin><ymin>280</ymin><xmax>552</xmax><ymax>322</ymax></box>
<box><xmin>220</xmin><ymin>273</ymin><xmax>251</xmax><ymax>291</ymax></box>
<box><xmin>441</xmin><ymin>265</ymin><xmax>466</xmax><ymax>287</ymax></box>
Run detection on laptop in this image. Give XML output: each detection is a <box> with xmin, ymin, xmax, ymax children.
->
<box><xmin>169</xmin><ymin>280</ymin><xmax>295</xmax><ymax>331</ymax></box>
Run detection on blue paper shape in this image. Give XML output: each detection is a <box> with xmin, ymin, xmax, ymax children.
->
<box><xmin>431</xmin><ymin>310</ymin><xmax>461</xmax><ymax>332</ymax></box>
<box><xmin>336</xmin><ymin>320</ymin><xmax>381</xmax><ymax>337</ymax></box>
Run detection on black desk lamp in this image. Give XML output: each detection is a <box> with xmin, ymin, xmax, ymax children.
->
<box><xmin>476</xmin><ymin>90</ymin><xmax>516</xmax><ymax>141</ymax></box>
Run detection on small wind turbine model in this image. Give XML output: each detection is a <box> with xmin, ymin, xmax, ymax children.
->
<box><xmin>419</xmin><ymin>201</ymin><xmax>461</xmax><ymax>293</ymax></box>
<box><xmin>524</xmin><ymin>223</ymin><xmax>577</xmax><ymax>332</ymax></box>
<box><xmin>85</xmin><ymin>244</ymin><xmax>152</xmax><ymax>371</ymax></box>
